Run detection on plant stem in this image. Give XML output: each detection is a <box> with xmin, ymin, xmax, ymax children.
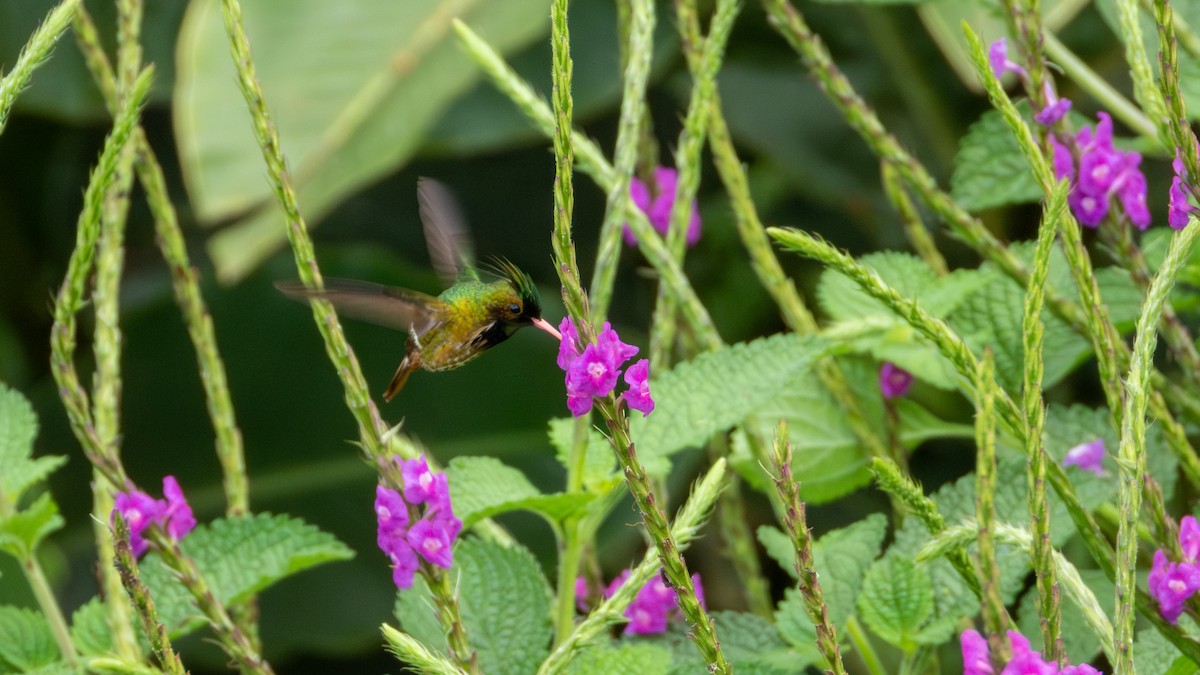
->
<box><xmin>844</xmin><ymin>616</ymin><xmax>886</xmax><ymax>675</ymax></box>
<box><xmin>0</xmin><ymin>0</ymin><xmax>79</xmax><ymax>135</ymax></box>
<box><xmin>21</xmin><ymin>550</ymin><xmax>79</xmax><ymax>668</ymax></box>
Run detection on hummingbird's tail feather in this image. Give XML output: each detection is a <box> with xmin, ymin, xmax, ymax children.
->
<box><xmin>384</xmin><ymin>350</ymin><xmax>421</xmax><ymax>402</ymax></box>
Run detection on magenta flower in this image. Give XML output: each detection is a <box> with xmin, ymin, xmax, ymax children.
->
<box><xmin>621</xmin><ymin>359</ymin><xmax>654</xmax><ymax>416</ymax></box>
<box><xmin>112</xmin><ymin>476</ymin><xmax>196</xmax><ymax>558</ymax></box>
<box><xmin>1034</xmin><ymin>83</ymin><xmax>1072</xmax><ymax>126</ymax></box>
<box><xmin>375</xmin><ymin>454</ymin><xmax>461</xmax><ymax>589</ymax></box>
<box><xmin>988</xmin><ymin>38</ymin><xmax>1027</xmax><ymax>79</ymax></box>
<box><xmin>622</xmin><ymin>167</ymin><xmax>702</xmax><ymax>247</ymax></box>
<box><xmin>556</xmin><ymin>317</ymin><xmax>653</xmax><ymax>418</ymax></box>
<box><xmin>1148</xmin><ymin>549</ymin><xmax>1200</xmax><ymax>623</ymax></box>
<box><xmin>879</xmin><ymin>362</ymin><xmax>913</xmax><ymax>400</ymax></box>
<box><xmin>597</xmin><ymin>569</ymin><xmax>703</xmax><ymax>635</ymax></box>
<box><xmin>1180</xmin><ymin>515</ymin><xmax>1200</xmax><ymax>562</ymax></box>
<box><xmin>1170</xmin><ymin>156</ymin><xmax>1198</xmax><ymax>230</ymax></box>
<box><xmin>1062</xmin><ymin>439</ymin><xmax>1105</xmax><ymax>476</ymax></box>
<box><xmin>960</xmin><ymin>629</ymin><xmax>993</xmax><ymax>675</ymax></box>
<box><xmin>1053</xmin><ymin>112</ymin><xmax>1150</xmax><ymax>229</ymax></box>
<box><xmin>960</xmin><ymin>629</ymin><xmax>1102</xmax><ymax>674</ymax></box>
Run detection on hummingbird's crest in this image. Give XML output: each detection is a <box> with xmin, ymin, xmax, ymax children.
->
<box><xmin>417</xmin><ymin>177</ymin><xmax>477</xmax><ymax>285</ymax></box>
<box><xmin>481</xmin><ymin>256</ymin><xmax>543</xmax><ymax>320</ymax></box>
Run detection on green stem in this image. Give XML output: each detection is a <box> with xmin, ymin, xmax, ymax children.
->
<box><xmin>844</xmin><ymin>616</ymin><xmax>886</xmax><ymax>675</ymax></box>
<box><xmin>974</xmin><ymin>351</ymin><xmax>1011</xmax><ymax>659</ymax></box>
<box><xmin>21</xmin><ymin>551</ymin><xmax>79</xmax><ymax>668</ymax></box>
<box><xmin>427</xmin><ymin>567</ymin><xmax>479</xmax><ymax>673</ymax></box>
<box><xmin>111</xmin><ymin>515</ymin><xmax>186</xmax><ymax>674</ymax></box>
<box><xmin>0</xmin><ymin>0</ymin><xmax>80</xmax><ymax>135</ymax></box>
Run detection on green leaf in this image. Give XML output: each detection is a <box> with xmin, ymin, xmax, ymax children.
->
<box><xmin>548</xmin><ymin>417</ymin><xmax>617</xmax><ymax>492</ymax></box>
<box><xmin>446</xmin><ymin>455</ymin><xmax>594</xmax><ymax>527</ymax></box>
<box><xmin>0</xmin><ymin>492</ymin><xmax>63</xmax><ymax>560</ymax></box>
<box><xmin>762</xmin><ymin>512</ymin><xmax>888</xmax><ymax>633</ymax></box>
<box><xmin>949</xmin><ymin>246</ymin><xmax>1141</xmax><ymax>393</ymax></box>
<box><xmin>857</xmin><ymin>556</ymin><xmax>934</xmax><ymax>650</ymax></box>
<box><xmin>629</xmin><ymin>334</ymin><xmax>830</xmax><ymax>474</ymax></box>
<box><xmin>177</xmin><ymin>0</ymin><xmax>551</xmax><ymax>282</ymax></box>
<box><xmin>0</xmin><ymin>605</ymin><xmax>58</xmax><ymax>671</ymax></box>
<box><xmin>0</xmin><ymin>382</ymin><xmax>65</xmax><ymax>506</ymax></box>
<box><xmin>950</xmin><ymin>107</ymin><xmax>1043</xmax><ymax>211</ymax></box>
<box><xmin>732</xmin><ymin>358</ymin><xmax>972</xmax><ymax>504</ymax></box>
<box><xmin>70</xmin><ymin>597</ymin><xmax>116</xmax><ymax>658</ymax></box>
<box><xmin>140</xmin><ymin>513</ymin><xmax>354</xmax><ymax>635</ymax></box>
<box><xmin>1135</xmin><ymin>615</ymin><xmax>1199</xmax><ymax>675</ymax></box>
<box><xmin>394</xmin><ymin>537</ymin><xmax>551</xmax><ymax>675</ymax></box>
<box><xmin>1016</xmin><ymin>568</ymin><xmax>1111</xmax><ymax>666</ymax></box>
<box><xmin>709</xmin><ymin>611</ymin><xmax>795</xmax><ymax>672</ymax></box>
<box><xmin>565</xmin><ymin>643</ymin><xmax>671</xmax><ymax>675</ymax></box>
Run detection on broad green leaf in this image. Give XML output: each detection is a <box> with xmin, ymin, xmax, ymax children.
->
<box><xmin>70</xmin><ymin>598</ymin><xmax>117</xmax><ymax>658</ymax></box>
<box><xmin>763</xmin><ymin>513</ymin><xmax>888</xmax><ymax>635</ymax></box>
<box><xmin>0</xmin><ymin>382</ymin><xmax>64</xmax><ymax>506</ymax></box>
<box><xmin>1135</xmin><ymin>616</ymin><xmax>1200</xmax><ymax>675</ymax></box>
<box><xmin>565</xmin><ymin>643</ymin><xmax>671</xmax><ymax>675</ymax></box>
<box><xmin>629</xmin><ymin>334</ymin><xmax>830</xmax><ymax>474</ymax></box>
<box><xmin>176</xmin><ymin>0</ymin><xmax>551</xmax><ymax>282</ymax></box>
<box><xmin>0</xmin><ymin>605</ymin><xmax>57</xmax><ymax>671</ymax></box>
<box><xmin>857</xmin><ymin>556</ymin><xmax>934</xmax><ymax>650</ymax></box>
<box><xmin>140</xmin><ymin>513</ymin><xmax>353</xmax><ymax>634</ymax></box>
<box><xmin>0</xmin><ymin>493</ymin><xmax>63</xmax><ymax>560</ymax></box>
<box><xmin>949</xmin><ymin>246</ymin><xmax>1141</xmax><ymax>393</ymax></box>
<box><xmin>1016</xmin><ymin>568</ymin><xmax>1111</xmax><ymax>666</ymax></box>
<box><xmin>446</xmin><ymin>455</ymin><xmax>594</xmax><ymax>527</ymax></box>
<box><xmin>664</xmin><ymin>611</ymin><xmax>798</xmax><ymax>675</ymax></box>
<box><xmin>732</xmin><ymin>358</ymin><xmax>972</xmax><ymax>504</ymax></box>
<box><xmin>950</xmin><ymin>107</ymin><xmax>1043</xmax><ymax>211</ymax></box>
<box><xmin>816</xmin><ymin>253</ymin><xmax>992</xmax><ymax>390</ymax></box>
<box><xmin>548</xmin><ymin>418</ymin><xmax>617</xmax><ymax>492</ymax></box>
<box><xmin>395</xmin><ymin>538</ymin><xmax>551</xmax><ymax>675</ymax></box>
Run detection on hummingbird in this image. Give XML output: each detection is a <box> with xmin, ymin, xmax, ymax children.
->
<box><xmin>276</xmin><ymin>178</ymin><xmax>561</xmax><ymax>401</ymax></box>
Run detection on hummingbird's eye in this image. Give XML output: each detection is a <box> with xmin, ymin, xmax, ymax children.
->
<box><xmin>507</xmin><ymin>303</ymin><xmax>521</xmax><ymax>317</ymax></box>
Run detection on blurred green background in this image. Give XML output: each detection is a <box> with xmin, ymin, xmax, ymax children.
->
<box><xmin>0</xmin><ymin>0</ymin><xmax>1135</xmax><ymax>671</ymax></box>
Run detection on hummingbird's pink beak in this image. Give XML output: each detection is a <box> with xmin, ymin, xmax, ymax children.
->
<box><xmin>531</xmin><ymin>317</ymin><xmax>562</xmax><ymax>341</ymax></box>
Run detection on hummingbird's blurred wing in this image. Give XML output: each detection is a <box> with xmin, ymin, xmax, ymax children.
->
<box><xmin>275</xmin><ymin>278</ymin><xmax>443</xmax><ymax>336</ymax></box>
<box><xmin>417</xmin><ymin>177</ymin><xmax>477</xmax><ymax>286</ymax></box>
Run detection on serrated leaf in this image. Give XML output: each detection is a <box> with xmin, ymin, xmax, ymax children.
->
<box><xmin>857</xmin><ymin>556</ymin><xmax>934</xmax><ymax>650</ymax></box>
<box><xmin>733</xmin><ymin>358</ymin><xmax>971</xmax><ymax>504</ymax></box>
<box><xmin>951</xmin><ymin>107</ymin><xmax>1043</xmax><ymax>211</ymax></box>
<box><xmin>446</xmin><ymin>455</ymin><xmax>593</xmax><ymax>527</ymax></box>
<box><xmin>711</xmin><ymin>610</ymin><xmax>805</xmax><ymax>674</ymax></box>
<box><xmin>565</xmin><ymin>643</ymin><xmax>671</xmax><ymax>675</ymax></box>
<box><xmin>70</xmin><ymin>597</ymin><xmax>116</xmax><ymax>658</ymax></box>
<box><xmin>0</xmin><ymin>382</ymin><xmax>64</xmax><ymax>506</ymax></box>
<box><xmin>761</xmin><ymin>513</ymin><xmax>888</xmax><ymax>632</ymax></box>
<box><xmin>0</xmin><ymin>492</ymin><xmax>63</xmax><ymax>560</ymax></box>
<box><xmin>395</xmin><ymin>537</ymin><xmax>551</xmax><ymax>675</ymax></box>
<box><xmin>949</xmin><ymin>245</ymin><xmax>1141</xmax><ymax>393</ymax></box>
<box><xmin>549</xmin><ymin>418</ymin><xmax>616</xmax><ymax>492</ymax></box>
<box><xmin>629</xmin><ymin>334</ymin><xmax>830</xmax><ymax>474</ymax></box>
<box><xmin>1135</xmin><ymin>615</ymin><xmax>1199</xmax><ymax>674</ymax></box>
<box><xmin>140</xmin><ymin>513</ymin><xmax>353</xmax><ymax>635</ymax></box>
<box><xmin>0</xmin><ymin>605</ymin><xmax>58</xmax><ymax>671</ymax></box>
<box><xmin>177</xmin><ymin>0</ymin><xmax>551</xmax><ymax>282</ymax></box>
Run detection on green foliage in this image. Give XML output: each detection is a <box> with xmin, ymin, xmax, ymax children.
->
<box><xmin>857</xmin><ymin>556</ymin><xmax>958</xmax><ymax>650</ymax></box>
<box><xmin>1016</xmin><ymin>568</ymin><xmax>1112</xmax><ymax>666</ymax></box>
<box><xmin>951</xmin><ymin>107</ymin><xmax>1044</xmax><ymax>211</ymax></box>
<box><xmin>565</xmin><ymin>643</ymin><xmax>671</xmax><ymax>675</ymax></box>
<box><xmin>69</xmin><ymin>598</ymin><xmax>118</xmax><ymax>658</ymax></box>
<box><xmin>395</xmin><ymin>537</ymin><xmax>551</xmax><ymax>675</ymax></box>
<box><xmin>140</xmin><ymin>513</ymin><xmax>353</xmax><ymax>634</ymax></box>
<box><xmin>0</xmin><ymin>606</ymin><xmax>57</xmax><ymax>671</ymax></box>
<box><xmin>0</xmin><ymin>493</ymin><xmax>62</xmax><ymax>561</ymax></box>
<box><xmin>664</xmin><ymin>611</ymin><xmax>799</xmax><ymax>675</ymax></box>
<box><xmin>548</xmin><ymin>418</ymin><xmax>617</xmax><ymax>492</ymax></box>
<box><xmin>0</xmin><ymin>383</ymin><xmax>65</xmax><ymax>507</ymax></box>
<box><xmin>446</xmin><ymin>455</ymin><xmax>594</xmax><ymax>527</ymax></box>
<box><xmin>177</xmin><ymin>0</ymin><xmax>552</xmax><ymax>282</ymax></box>
<box><xmin>629</xmin><ymin>333</ymin><xmax>829</xmax><ymax>473</ymax></box>
<box><xmin>732</xmin><ymin>357</ymin><xmax>971</xmax><ymax>503</ymax></box>
<box><xmin>1134</xmin><ymin>617</ymin><xmax>1200</xmax><ymax>675</ymax></box>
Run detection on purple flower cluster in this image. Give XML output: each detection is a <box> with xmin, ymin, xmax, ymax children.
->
<box><xmin>111</xmin><ymin>476</ymin><xmax>196</xmax><ymax>558</ymax></box>
<box><xmin>879</xmin><ymin>361</ymin><xmax>913</xmax><ymax>400</ymax></box>
<box><xmin>961</xmin><ymin>629</ymin><xmax>1101</xmax><ymax>674</ymax></box>
<box><xmin>988</xmin><ymin>38</ymin><xmax>1070</xmax><ymax>126</ymax></box>
<box><xmin>579</xmin><ymin>569</ymin><xmax>706</xmax><ymax>635</ymax></box>
<box><xmin>1148</xmin><ymin>515</ymin><xmax>1200</xmax><ymax>623</ymax></box>
<box><xmin>1062</xmin><ymin>439</ymin><xmax>1106</xmax><ymax>476</ymax></box>
<box><xmin>557</xmin><ymin>317</ymin><xmax>654</xmax><ymax>418</ymax></box>
<box><xmin>1051</xmin><ymin>112</ymin><xmax>1150</xmax><ymax>229</ymax></box>
<box><xmin>375</xmin><ymin>455</ymin><xmax>463</xmax><ymax>589</ymax></box>
<box><xmin>622</xmin><ymin>166</ymin><xmax>702</xmax><ymax>247</ymax></box>
<box><xmin>1170</xmin><ymin>155</ymin><xmax>1198</xmax><ymax>230</ymax></box>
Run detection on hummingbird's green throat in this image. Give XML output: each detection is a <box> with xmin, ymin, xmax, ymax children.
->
<box><xmin>276</xmin><ymin>178</ymin><xmax>560</xmax><ymax>401</ymax></box>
